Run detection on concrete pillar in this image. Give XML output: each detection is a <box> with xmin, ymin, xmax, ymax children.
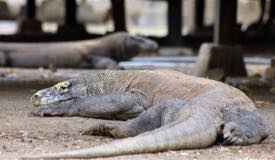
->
<box><xmin>186</xmin><ymin>0</ymin><xmax>206</xmax><ymax>36</ymax></box>
<box><xmin>193</xmin><ymin>0</ymin><xmax>247</xmax><ymax>80</ymax></box>
<box><xmin>17</xmin><ymin>0</ymin><xmax>42</xmax><ymax>34</ymax></box>
<box><xmin>57</xmin><ymin>0</ymin><xmax>87</xmax><ymax>35</ymax></box>
<box><xmin>267</xmin><ymin>0</ymin><xmax>275</xmax><ymax>25</ymax></box>
<box><xmin>194</xmin><ymin>0</ymin><xmax>204</xmax><ymax>30</ymax></box>
<box><xmin>167</xmin><ymin>0</ymin><xmax>183</xmax><ymax>46</ymax></box>
<box><xmin>111</xmin><ymin>0</ymin><xmax>126</xmax><ymax>32</ymax></box>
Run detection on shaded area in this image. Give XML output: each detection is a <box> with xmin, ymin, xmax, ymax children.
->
<box><xmin>0</xmin><ymin>86</ymin><xmax>274</xmax><ymax>160</ymax></box>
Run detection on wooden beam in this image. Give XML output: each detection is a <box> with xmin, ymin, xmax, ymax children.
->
<box><xmin>111</xmin><ymin>0</ymin><xmax>126</xmax><ymax>32</ymax></box>
<box><xmin>214</xmin><ymin>0</ymin><xmax>237</xmax><ymax>45</ymax></box>
<box><xmin>194</xmin><ymin>0</ymin><xmax>204</xmax><ymax>28</ymax></box>
<box><xmin>26</xmin><ymin>0</ymin><xmax>36</xmax><ymax>19</ymax></box>
<box><xmin>167</xmin><ymin>0</ymin><xmax>183</xmax><ymax>46</ymax></box>
<box><xmin>64</xmin><ymin>0</ymin><xmax>77</xmax><ymax>25</ymax></box>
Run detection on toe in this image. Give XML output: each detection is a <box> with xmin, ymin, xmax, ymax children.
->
<box><xmin>223</xmin><ymin>133</ymin><xmax>234</xmax><ymax>145</ymax></box>
<box><xmin>232</xmin><ymin>138</ymin><xmax>244</xmax><ymax>145</ymax></box>
<box><xmin>80</xmin><ymin>129</ymin><xmax>94</xmax><ymax>135</ymax></box>
<box><xmin>229</xmin><ymin>137</ymin><xmax>239</xmax><ymax>144</ymax></box>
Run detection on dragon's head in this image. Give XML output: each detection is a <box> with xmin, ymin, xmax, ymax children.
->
<box><xmin>124</xmin><ymin>34</ymin><xmax>159</xmax><ymax>56</ymax></box>
<box><xmin>31</xmin><ymin>79</ymin><xmax>88</xmax><ymax>107</ymax></box>
<box><xmin>109</xmin><ymin>32</ymin><xmax>159</xmax><ymax>61</ymax></box>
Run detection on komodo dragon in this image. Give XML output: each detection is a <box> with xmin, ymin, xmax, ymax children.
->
<box><xmin>0</xmin><ymin>32</ymin><xmax>158</xmax><ymax>69</ymax></box>
<box><xmin>23</xmin><ymin>70</ymin><xmax>269</xmax><ymax>159</ymax></box>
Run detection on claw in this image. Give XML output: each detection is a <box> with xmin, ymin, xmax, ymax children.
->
<box><xmin>40</xmin><ymin>111</ymin><xmax>45</xmax><ymax>117</ymax></box>
<box><xmin>80</xmin><ymin>130</ymin><xmax>89</xmax><ymax>135</ymax></box>
<box><xmin>27</xmin><ymin>107</ymin><xmax>53</xmax><ymax>117</ymax></box>
<box><xmin>224</xmin><ymin>134</ymin><xmax>234</xmax><ymax>145</ymax></box>
<box><xmin>229</xmin><ymin>137</ymin><xmax>238</xmax><ymax>144</ymax></box>
<box><xmin>232</xmin><ymin>138</ymin><xmax>243</xmax><ymax>145</ymax></box>
<box><xmin>223</xmin><ymin>132</ymin><xmax>231</xmax><ymax>139</ymax></box>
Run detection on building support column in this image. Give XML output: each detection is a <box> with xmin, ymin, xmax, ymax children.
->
<box><xmin>58</xmin><ymin>0</ymin><xmax>86</xmax><ymax>35</ymax></box>
<box><xmin>17</xmin><ymin>0</ymin><xmax>42</xmax><ymax>34</ymax></box>
<box><xmin>194</xmin><ymin>0</ymin><xmax>204</xmax><ymax>30</ymax></box>
<box><xmin>167</xmin><ymin>0</ymin><xmax>183</xmax><ymax>46</ymax></box>
<box><xmin>111</xmin><ymin>0</ymin><xmax>126</xmax><ymax>32</ymax></box>
<box><xmin>186</xmin><ymin>0</ymin><xmax>207</xmax><ymax>36</ymax></box>
<box><xmin>193</xmin><ymin>0</ymin><xmax>247</xmax><ymax>80</ymax></box>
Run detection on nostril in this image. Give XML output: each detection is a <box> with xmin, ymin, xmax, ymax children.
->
<box><xmin>32</xmin><ymin>94</ymin><xmax>40</xmax><ymax>101</ymax></box>
<box><xmin>33</xmin><ymin>94</ymin><xmax>40</xmax><ymax>99</ymax></box>
<box><xmin>31</xmin><ymin>94</ymin><xmax>41</xmax><ymax>107</ymax></box>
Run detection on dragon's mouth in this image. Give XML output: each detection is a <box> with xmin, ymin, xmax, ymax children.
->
<box><xmin>50</xmin><ymin>97</ymin><xmax>76</xmax><ymax>106</ymax></box>
<box><xmin>33</xmin><ymin>97</ymin><xmax>77</xmax><ymax>107</ymax></box>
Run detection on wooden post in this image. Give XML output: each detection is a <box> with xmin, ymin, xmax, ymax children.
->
<box><xmin>58</xmin><ymin>0</ymin><xmax>86</xmax><ymax>34</ymax></box>
<box><xmin>26</xmin><ymin>0</ymin><xmax>35</xmax><ymax>19</ymax></box>
<box><xmin>194</xmin><ymin>0</ymin><xmax>247</xmax><ymax>78</ymax></box>
<box><xmin>64</xmin><ymin>0</ymin><xmax>77</xmax><ymax>25</ymax></box>
<box><xmin>17</xmin><ymin>0</ymin><xmax>42</xmax><ymax>34</ymax></box>
<box><xmin>214</xmin><ymin>0</ymin><xmax>237</xmax><ymax>45</ymax></box>
<box><xmin>167</xmin><ymin>0</ymin><xmax>182</xmax><ymax>46</ymax></box>
<box><xmin>111</xmin><ymin>0</ymin><xmax>126</xmax><ymax>32</ymax></box>
<box><xmin>194</xmin><ymin>0</ymin><xmax>204</xmax><ymax>29</ymax></box>
<box><xmin>268</xmin><ymin>0</ymin><xmax>275</xmax><ymax>24</ymax></box>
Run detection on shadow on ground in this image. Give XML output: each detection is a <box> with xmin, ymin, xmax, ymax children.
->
<box><xmin>0</xmin><ymin>86</ymin><xmax>274</xmax><ymax>160</ymax></box>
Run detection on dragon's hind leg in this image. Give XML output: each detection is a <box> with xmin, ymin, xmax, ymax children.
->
<box><xmin>219</xmin><ymin>107</ymin><xmax>269</xmax><ymax>145</ymax></box>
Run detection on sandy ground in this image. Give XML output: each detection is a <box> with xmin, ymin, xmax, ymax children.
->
<box><xmin>0</xmin><ymin>86</ymin><xmax>275</xmax><ymax>160</ymax></box>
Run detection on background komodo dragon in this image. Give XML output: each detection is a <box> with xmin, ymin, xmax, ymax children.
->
<box><xmin>24</xmin><ymin>70</ymin><xmax>269</xmax><ymax>159</ymax></box>
<box><xmin>0</xmin><ymin>32</ymin><xmax>158</xmax><ymax>69</ymax></box>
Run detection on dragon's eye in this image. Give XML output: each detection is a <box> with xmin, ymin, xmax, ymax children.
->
<box><xmin>55</xmin><ymin>81</ymin><xmax>71</xmax><ymax>92</ymax></box>
<box><xmin>60</xmin><ymin>85</ymin><xmax>67</xmax><ymax>90</ymax></box>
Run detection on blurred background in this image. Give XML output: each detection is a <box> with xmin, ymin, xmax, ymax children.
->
<box><xmin>0</xmin><ymin>0</ymin><xmax>261</xmax><ymax>35</ymax></box>
<box><xmin>0</xmin><ymin>0</ymin><xmax>274</xmax><ymax>53</ymax></box>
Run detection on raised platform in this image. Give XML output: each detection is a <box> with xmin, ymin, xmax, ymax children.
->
<box><xmin>0</xmin><ymin>56</ymin><xmax>270</xmax><ymax>86</ymax></box>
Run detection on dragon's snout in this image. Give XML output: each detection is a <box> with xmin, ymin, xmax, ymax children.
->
<box><xmin>141</xmin><ymin>39</ymin><xmax>159</xmax><ymax>52</ymax></box>
<box><xmin>30</xmin><ymin>81</ymin><xmax>78</xmax><ymax>107</ymax></box>
<box><xmin>31</xmin><ymin>91</ymin><xmax>42</xmax><ymax>107</ymax></box>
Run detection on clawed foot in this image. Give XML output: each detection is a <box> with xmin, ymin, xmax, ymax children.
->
<box><xmin>81</xmin><ymin>122</ymin><xmax>123</xmax><ymax>138</ymax></box>
<box><xmin>221</xmin><ymin>122</ymin><xmax>257</xmax><ymax>145</ymax></box>
<box><xmin>27</xmin><ymin>106</ymin><xmax>64</xmax><ymax>117</ymax></box>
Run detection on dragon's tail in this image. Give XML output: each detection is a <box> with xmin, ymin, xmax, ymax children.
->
<box><xmin>21</xmin><ymin>106</ymin><xmax>220</xmax><ymax>159</ymax></box>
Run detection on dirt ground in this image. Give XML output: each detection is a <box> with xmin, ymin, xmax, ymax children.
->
<box><xmin>0</xmin><ymin>86</ymin><xmax>275</xmax><ymax>160</ymax></box>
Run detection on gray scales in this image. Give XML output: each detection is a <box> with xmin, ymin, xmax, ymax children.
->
<box><xmin>0</xmin><ymin>32</ymin><xmax>158</xmax><ymax>69</ymax></box>
<box><xmin>23</xmin><ymin>70</ymin><xmax>269</xmax><ymax>159</ymax></box>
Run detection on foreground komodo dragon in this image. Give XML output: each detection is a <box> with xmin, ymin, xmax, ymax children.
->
<box><xmin>0</xmin><ymin>32</ymin><xmax>158</xmax><ymax>69</ymax></box>
<box><xmin>24</xmin><ymin>70</ymin><xmax>269</xmax><ymax>159</ymax></box>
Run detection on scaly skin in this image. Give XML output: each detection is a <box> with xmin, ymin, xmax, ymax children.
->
<box><xmin>23</xmin><ymin>70</ymin><xmax>269</xmax><ymax>159</ymax></box>
<box><xmin>0</xmin><ymin>32</ymin><xmax>158</xmax><ymax>69</ymax></box>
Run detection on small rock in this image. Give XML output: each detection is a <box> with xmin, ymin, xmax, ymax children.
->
<box><xmin>33</xmin><ymin>136</ymin><xmax>47</xmax><ymax>140</ymax></box>
<box><xmin>49</xmin><ymin>64</ymin><xmax>57</xmax><ymax>72</ymax></box>
<box><xmin>180</xmin><ymin>152</ymin><xmax>189</xmax><ymax>156</ymax></box>
<box><xmin>21</xmin><ymin>137</ymin><xmax>33</xmax><ymax>143</ymax></box>
<box><xmin>219</xmin><ymin>146</ymin><xmax>230</xmax><ymax>152</ymax></box>
<box><xmin>38</xmin><ymin>67</ymin><xmax>45</xmax><ymax>72</ymax></box>
<box><xmin>19</xmin><ymin>130</ymin><xmax>29</xmax><ymax>137</ymax></box>
<box><xmin>0</xmin><ymin>132</ymin><xmax>7</xmax><ymax>139</ymax></box>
